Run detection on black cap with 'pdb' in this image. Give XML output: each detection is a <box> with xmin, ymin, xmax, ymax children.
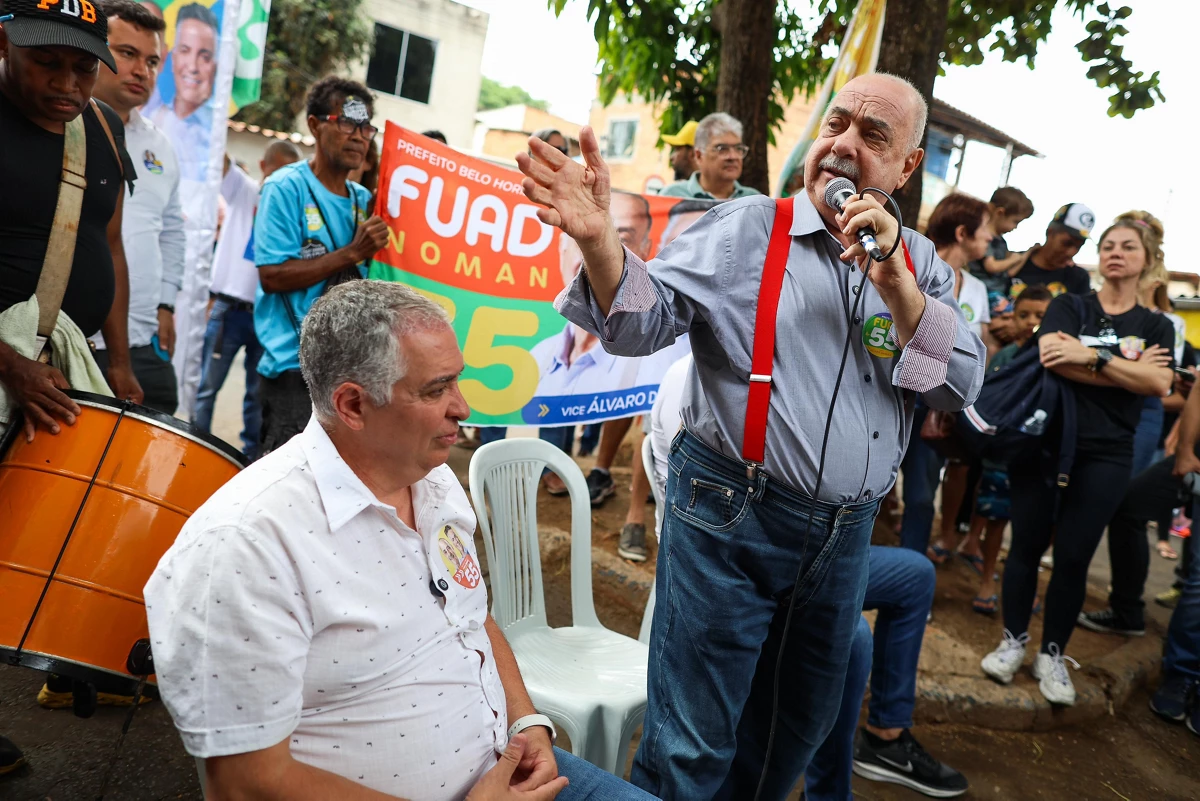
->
<box><xmin>0</xmin><ymin>0</ymin><xmax>116</xmax><ymax>73</ymax></box>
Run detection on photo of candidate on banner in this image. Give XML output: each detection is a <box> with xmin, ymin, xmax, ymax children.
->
<box><xmin>137</xmin><ymin>0</ymin><xmax>237</xmax><ymax>418</ymax></box>
<box><xmin>371</xmin><ymin>124</ymin><xmax>713</xmax><ymax>427</ymax></box>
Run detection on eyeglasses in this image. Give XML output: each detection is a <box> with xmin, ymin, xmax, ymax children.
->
<box><xmin>317</xmin><ymin>115</ymin><xmax>378</xmax><ymax>140</ymax></box>
<box><xmin>709</xmin><ymin>143</ymin><xmax>749</xmax><ymax>157</ymax></box>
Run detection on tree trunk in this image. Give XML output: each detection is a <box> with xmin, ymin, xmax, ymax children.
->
<box><xmin>875</xmin><ymin>0</ymin><xmax>951</xmax><ymax>228</ymax></box>
<box><xmin>715</xmin><ymin>0</ymin><xmax>775</xmax><ymax>194</ymax></box>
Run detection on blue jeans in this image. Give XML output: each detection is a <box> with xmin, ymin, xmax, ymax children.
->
<box><xmin>539</xmin><ymin>425</ymin><xmax>574</xmax><ymax>453</ymax></box>
<box><xmin>1132</xmin><ymin>396</ymin><xmax>1164</xmax><ymax>477</ymax></box>
<box><xmin>1164</xmin><ymin>520</ymin><xmax>1200</xmax><ymax>680</ymax></box>
<box><xmin>899</xmin><ymin>406</ymin><xmax>945</xmax><ymax>554</ymax></box>
<box><xmin>633</xmin><ymin>430</ymin><xmax>878</xmax><ymax>801</ymax></box>
<box><xmin>804</xmin><ymin>546</ymin><xmax>936</xmax><ymax>800</ymax></box>
<box><xmin>580</xmin><ymin>422</ymin><xmax>602</xmax><ymax>454</ymax></box>
<box><xmin>193</xmin><ymin>299</ymin><xmax>263</xmax><ymax>459</ymax></box>
<box><xmin>556</xmin><ymin>747</ymin><xmax>658</xmax><ymax>800</ymax></box>
<box><xmin>479</xmin><ymin>426</ymin><xmax>507</xmax><ymax>445</ymax></box>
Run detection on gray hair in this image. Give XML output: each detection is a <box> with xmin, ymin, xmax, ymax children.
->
<box><xmin>694</xmin><ymin>112</ymin><xmax>743</xmax><ymax>152</ymax></box>
<box><xmin>876</xmin><ymin>73</ymin><xmax>928</xmax><ymax>151</ymax></box>
<box><xmin>300</xmin><ymin>280</ymin><xmax>451</xmax><ymax>425</ymax></box>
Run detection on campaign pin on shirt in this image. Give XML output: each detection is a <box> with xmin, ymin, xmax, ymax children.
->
<box><xmin>437</xmin><ymin>525</ymin><xmax>481</xmax><ymax>590</ymax></box>
<box><xmin>143</xmin><ymin>149</ymin><xmax>164</xmax><ymax>175</ymax></box>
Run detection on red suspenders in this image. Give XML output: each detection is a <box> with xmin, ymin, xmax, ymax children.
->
<box><xmin>740</xmin><ymin>198</ymin><xmax>917</xmax><ymax>471</ymax></box>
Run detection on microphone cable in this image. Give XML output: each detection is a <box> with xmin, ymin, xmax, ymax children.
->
<box><xmin>752</xmin><ymin>187</ymin><xmax>903</xmax><ymax>801</ymax></box>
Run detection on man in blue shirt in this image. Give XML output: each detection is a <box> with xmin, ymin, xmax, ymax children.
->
<box><xmin>252</xmin><ymin>76</ymin><xmax>388</xmax><ymax>454</ymax></box>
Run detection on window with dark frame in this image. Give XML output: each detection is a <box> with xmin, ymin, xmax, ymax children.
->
<box><xmin>365</xmin><ymin>23</ymin><xmax>437</xmax><ymax>105</ymax></box>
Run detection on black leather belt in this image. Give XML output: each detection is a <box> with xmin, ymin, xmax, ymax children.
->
<box><xmin>210</xmin><ymin>292</ymin><xmax>254</xmax><ymax>313</ymax></box>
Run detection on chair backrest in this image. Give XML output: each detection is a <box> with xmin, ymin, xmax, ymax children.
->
<box><xmin>468</xmin><ymin>437</ymin><xmax>601</xmax><ymax>633</ymax></box>
<box><xmin>641</xmin><ymin>435</ymin><xmax>666</xmax><ymax>539</ymax></box>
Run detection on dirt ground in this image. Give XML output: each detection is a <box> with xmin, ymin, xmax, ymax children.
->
<box><xmin>4</xmin><ymin>433</ymin><xmax>1199</xmax><ymax>800</ymax></box>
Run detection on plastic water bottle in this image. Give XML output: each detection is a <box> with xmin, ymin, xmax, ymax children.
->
<box><xmin>1019</xmin><ymin>409</ymin><xmax>1047</xmax><ymax>436</ymax></box>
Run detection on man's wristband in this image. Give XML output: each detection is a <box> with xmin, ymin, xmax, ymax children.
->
<box><xmin>507</xmin><ymin>714</ymin><xmax>556</xmax><ymax>744</ymax></box>
<box><xmin>157</xmin><ymin>303</ymin><xmax>175</xmax><ymax>314</ymax></box>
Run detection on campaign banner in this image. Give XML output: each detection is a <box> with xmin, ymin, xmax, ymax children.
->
<box><xmin>141</xmin><ymin>0</ymin><xmax>241</xmax><ymax>418</ymax></box>
<box><xmin>370</xmin><ymin>124</ymin><xmax>711</xmax><ymax>427</ymax></box>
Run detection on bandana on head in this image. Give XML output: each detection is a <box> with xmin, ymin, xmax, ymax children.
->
<box><xmin>342</xmin><ymin>96</ymin><xmax>369</xmax><ymax>124</ymax></box>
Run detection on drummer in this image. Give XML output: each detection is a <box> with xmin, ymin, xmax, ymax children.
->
<box><xmin>0</xmin><ymin>0</ymin><xmax>144</xmax><ymax>445</ymax></box>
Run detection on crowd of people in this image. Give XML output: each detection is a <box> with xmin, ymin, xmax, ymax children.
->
<box><xmin>1</xmin><ymin>0</ymin><xmax>1198</xmax><ymax>798</ymax></box>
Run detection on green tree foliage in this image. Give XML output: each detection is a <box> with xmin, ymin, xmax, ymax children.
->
<box><xmin>233</xmin><ymin>0</ymin><xmax>372</xmax><ymax>131</ymax></box>
<box><xmin>479</xmin><ymin>76</ymin><xmax>550</xmax><ymax>111</ymax></box>
<box><xmin>552</xmin><ymin>0</ymin><xmax>1164</xmax><ymax>192</ymax></box>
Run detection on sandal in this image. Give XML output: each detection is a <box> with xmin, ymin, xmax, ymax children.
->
<box><xmin>972</xmin><ymin>594</ymin><xmax>998</xmax><ymax>615</ymax></box>
<box><xmin>1156</xmin><ymin>540</ymin><xmax>1179</xmax><ymax>560</ymax></box>
<box><xmin>927</xmin><ymin>545</ymin><xmax>952</xmax><ymax>565</ymax></box>
<box><xmin>958</xmin><ymin>552</ymin><xmax>984</xmax><ymax>576</ymax></box>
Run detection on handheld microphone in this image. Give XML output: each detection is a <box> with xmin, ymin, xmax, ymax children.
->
<box><xmin>824</xmin><ymin>177</ymin><xmax>884</xmax><ymax>261</ymax></box>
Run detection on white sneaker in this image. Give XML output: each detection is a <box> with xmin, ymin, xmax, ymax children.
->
<box><xmin>981</xmin><ymin>629</ymin><xmax>1029</xmax><ymax>685</ymax></box>
<box><xmin>1031</xmin><ymin>644</ymin><xmax>1080</xmax><ymax>706</ymax></box>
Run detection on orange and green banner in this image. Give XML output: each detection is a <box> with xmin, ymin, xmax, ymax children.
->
<box><xmin>370</xmin><ymin>123</ymin><xmax>708</xmax><ymax>427</ymax></box>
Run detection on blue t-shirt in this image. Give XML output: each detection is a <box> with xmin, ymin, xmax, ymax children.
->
<box><xmin>253</xmin><ymin>160</ymin><xmax>371</xmax><ymax>378</ymax></box>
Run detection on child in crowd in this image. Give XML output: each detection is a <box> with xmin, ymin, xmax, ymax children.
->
<box><xmin>982</xmin><ymin>292</ymin><xmax>1015</xmax><ymax>362</ymax></box>
<box><xmin>969</xmin><ymin>186</ymin><xmax>1035</xmax><ymax>297</ymax></box>
<box><xmin>962</xmin><ymin>285</ymin><xmax>1054</xmax><ymax>614</ymax></box>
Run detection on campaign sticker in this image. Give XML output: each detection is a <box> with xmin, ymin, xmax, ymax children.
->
<box><xmin>301</xmin><ymin>238</ymin><xmax>328</xmax><ymax>260</ymax></box>
<box><xmin>437</xmin><ymin>525</ymin><xmax>480</xmax><ymax>590</ymax></box>
<box><xmin>142</xmin><ymin>149</ymin><xmax>163</xmax><ymax>175</ymax></box>
<box><xmin>305</xmin><ymin>203</ymin><xmax>323</xmax><ymax>232</ymax></box>
<box><xmin>1119</xmin><ymin>336</ymin><xmax>1146</xmax><ymax>361</ymax></box>
<box><xmin>863</xmin><ymin>312</ymin><xmax>898</xmax><ymax>358</ymax></box>
<box><xmin>960</xmin><ymin>302</ymin><xmax>975</xmax><ymax>323</ymax></box>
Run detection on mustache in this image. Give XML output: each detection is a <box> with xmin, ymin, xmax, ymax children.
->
<box><xmin>818</xmin><ymin>156</ymin><xmax>861</xmax><ymax>183</ymax></box>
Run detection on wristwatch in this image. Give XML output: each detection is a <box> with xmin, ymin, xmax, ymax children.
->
<box><xmin>507</xmin><ymin>713</ymin><xmax>557</xmax><ymax>744</ymax></box>
<box><xmin>157</xmin><ymin>303</ymin><xmax>175</xmax><ymax>314</ymax></box>
<box><xmin>1091</xmin><ymin>348</ymin><xmax>1114</xmax><ymax>373</ymax></box>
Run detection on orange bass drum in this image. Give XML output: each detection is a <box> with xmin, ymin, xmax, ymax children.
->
<box><xmin>0</xmin><ymin>391</ymin><xmax>246</xmax><ymax>694</ymax></box>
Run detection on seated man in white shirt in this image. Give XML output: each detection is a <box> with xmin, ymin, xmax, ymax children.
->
<box><xmin>144</xmin><ymin>280</ymin><xmax>655</xmax><ymax>801</ymax></box>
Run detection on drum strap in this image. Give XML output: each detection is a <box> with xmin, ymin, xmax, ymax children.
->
<box><xmin>35</xmin><ymin>111</ymin><xmax>88</xmax><ymax>339</ymax></box>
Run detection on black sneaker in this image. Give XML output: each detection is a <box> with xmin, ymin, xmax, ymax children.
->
<box><xmin>1076</xmin><ymin>608</ymin><xmax>1145</xmax><ymax>637</ymax></box>
<box><xmin>852</xmin><ymin>728</ymin><xmax>968</xmax><ymax>798</ymax></box>
<box><xmin>618</xmin><ymin>523</ymin><xmax>647</xmax><ymax>562</ymax></box>
<box><xmin>586</xmin><ymin>468</ymin><xmax>616</xmax><ymax>507</ymax></box>
<box><xmin>1150</xmin><ymin>671</ymin><xmax>1195</xmax><ymax>722</ymax></box>
<box><xmin>0</xmin><ymin>735</ymin><xmax>26</xmax><ymax>776</ymax></box>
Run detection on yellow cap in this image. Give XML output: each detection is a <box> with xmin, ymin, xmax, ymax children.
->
<box><xmin>661</xmin><ymin>120</ymin><xmax>698</xmax><ymax>147</ymax></box>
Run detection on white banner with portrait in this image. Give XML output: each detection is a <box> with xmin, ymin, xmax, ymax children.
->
<box><xmin>141</xmin><ymin>0</ymin><xmax>240</xmax><ymax>418</ymax></box>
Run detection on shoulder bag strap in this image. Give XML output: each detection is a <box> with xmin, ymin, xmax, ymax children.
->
<box><xmin>741</xmin><ymin>197</ymin><xmax>795</xmax><ymax>468</ymax></box>
<box><xmin>34</xmin><ymin>114</ymin><xmax>88</xmax><ymax>338</ymax></box>
<box><xmin>89</xmin><ymin>98</ymin><xmax>123</xmax><ymax>179</ymax></box>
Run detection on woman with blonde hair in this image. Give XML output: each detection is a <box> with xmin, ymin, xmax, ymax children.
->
<box><xmin>982</xmin><ymin>212</ymin><xmax>1176</xmax><ymax>706</ymax></box>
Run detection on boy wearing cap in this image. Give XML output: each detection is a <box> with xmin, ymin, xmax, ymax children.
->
<box><xmin>0</xmin><ymin>0</ymin><xmax>143</xmax><ymax>443</ymax></box>
<box><xmin>1008</xmin><ymin>202</ymin><xmax>1096</xmax><ymax>298</ymax></box>
<box><xmin>661</xmin><ymin>119</ymin><xmax>697</xmax><ymax>181</ymax></box>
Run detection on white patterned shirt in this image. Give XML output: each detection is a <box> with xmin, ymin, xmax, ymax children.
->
<box><xmin>144</xmin><ymin>417</ymin><xmax>507</xmax><ymax>800</ymax></box>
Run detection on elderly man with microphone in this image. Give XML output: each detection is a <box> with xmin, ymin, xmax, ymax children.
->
<box><xmin>517</xmin><ymin>73</ymin><xmax>984</xmax><ymax>800</ymax></box>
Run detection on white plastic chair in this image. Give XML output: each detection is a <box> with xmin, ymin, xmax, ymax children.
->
<box><xmin>638</xmin><ymin>435</ymin><xmax>664</xmax><ymax>645</ymax></box>
<box><xmin>469</xmin><ymin>437</ymin><xmax>649</xmax><ymax>776</ymax></box>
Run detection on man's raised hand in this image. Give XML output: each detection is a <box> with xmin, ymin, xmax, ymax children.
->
<box><xmin>517</xmin><ymin>127</ymin><xmax>613</xmax><ymax>247</ymax></box>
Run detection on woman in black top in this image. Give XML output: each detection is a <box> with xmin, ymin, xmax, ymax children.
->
<box><xmin>981</xmin><ymin>217</ymin><xmax>1175</xmax><ymax>706</ymax></box>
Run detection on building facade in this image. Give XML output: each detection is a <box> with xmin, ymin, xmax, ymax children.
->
<box><xmin>353</xmin><ymin>0</ymin><xmax>489</xmax><ymax>150</ymax></box>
